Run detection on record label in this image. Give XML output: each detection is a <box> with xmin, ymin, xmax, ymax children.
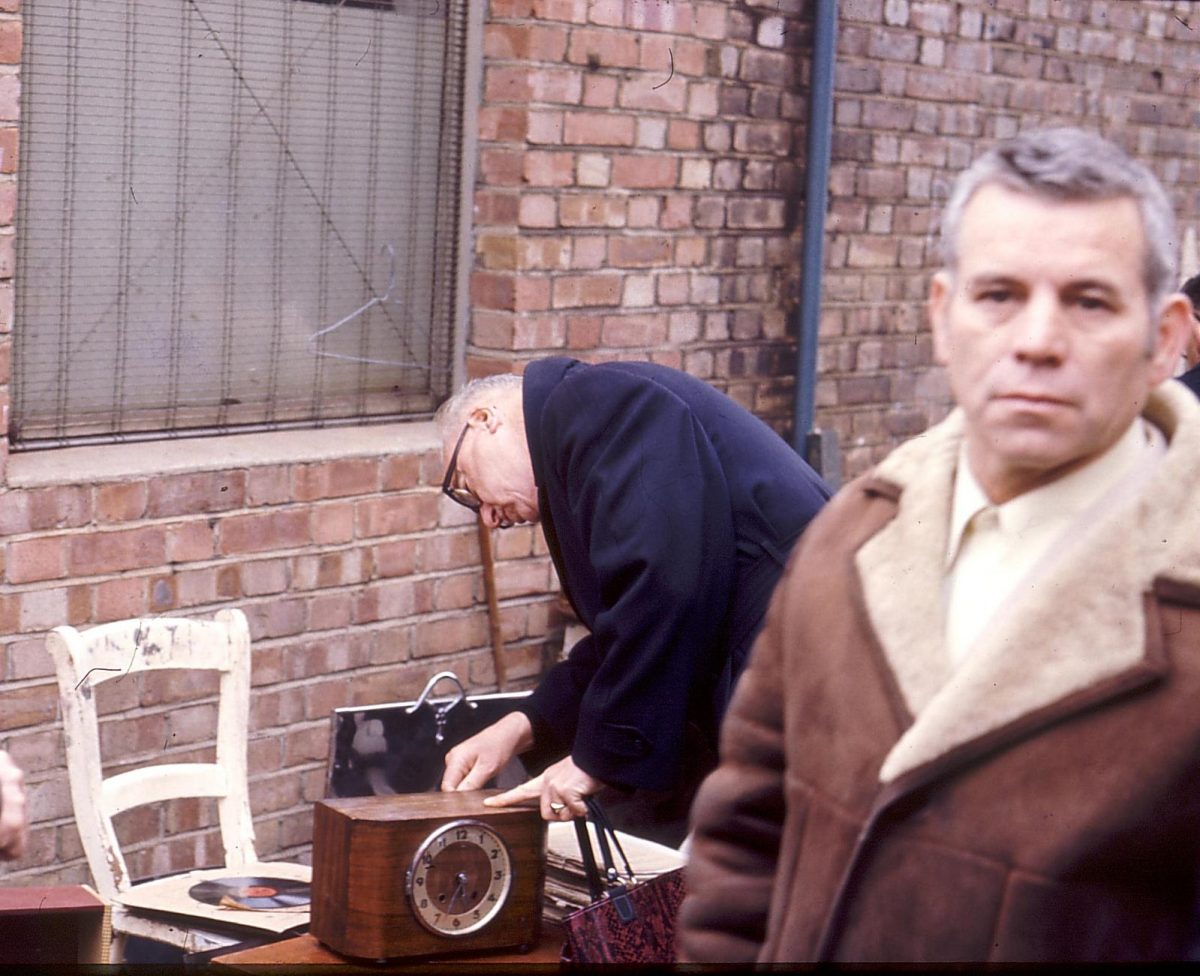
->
<box><xmin>188</xmin><ymin>876</ymin><xmax>311</xmax><ymax>912</ymax></box>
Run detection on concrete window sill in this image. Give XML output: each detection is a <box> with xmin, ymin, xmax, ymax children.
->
<box><xmin>6</xmin><ymin>421</ymin><xmax>440</xmax><ymax>488</ymax></box>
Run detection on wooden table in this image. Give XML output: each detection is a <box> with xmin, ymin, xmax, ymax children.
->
<box><xmin>211</xmin><ymin>923</ymin><xmax>565</xmax><ymax>970</ymax></box>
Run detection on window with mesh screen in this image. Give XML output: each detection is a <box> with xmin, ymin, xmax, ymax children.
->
<box><xmin>14</xmin><ymin>0</ymin><xmax>465</xmax><ymax>448</ymax></box>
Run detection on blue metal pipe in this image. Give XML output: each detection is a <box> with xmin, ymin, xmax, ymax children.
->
<box><xmin>791</xmin><ymin>0</ymin><xmax>838</xmax><ymax>464</ymax></box>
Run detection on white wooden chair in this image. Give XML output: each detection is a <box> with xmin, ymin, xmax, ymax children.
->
<box><xmin>47</xmin><ymin>610</ymin><xmax>311</xmax><ymax>962</ymax></box>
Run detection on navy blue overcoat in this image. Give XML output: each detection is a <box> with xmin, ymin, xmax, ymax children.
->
<box><xmin>518</xmin><ymin>357</ymin><xmax>830</xmax><ymax>792</ymax></box>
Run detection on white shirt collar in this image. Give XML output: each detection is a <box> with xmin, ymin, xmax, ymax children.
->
<box><xmin>946</xmin><ymin>418</ymin><xmax>1165</xmax><ymax>567</ymax></box>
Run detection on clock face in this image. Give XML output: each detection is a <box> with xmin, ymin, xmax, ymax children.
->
<box><xmin>406</xmin><ymin>818</ymin><xmax>514</xmax><ymax>937</ymax></box>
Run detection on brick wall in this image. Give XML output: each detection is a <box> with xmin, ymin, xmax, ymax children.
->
<box><xmin>0</xmin><ymin>433</ymin><xmax>559</xmax><ymax>885</ymax></box>
<box><xmin>2</xmin><ymin>0</ymin><xmax>1200</xmax><ymax>891</ymax></box>
<box><xmin>470</xmin><ymin>0</ymin><xmax>811</xmax><ymax>427</ymax></box>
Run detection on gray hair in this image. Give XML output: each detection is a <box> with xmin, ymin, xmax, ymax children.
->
<box><xmin>433</xmin><ymin>372</ymin><xmax>524</xmax><ymax>438</ymax></box>
<box><xmin>937</xmin><ymin>127</ymin><xmax>1178</xmax><ymax>309</ymax></box>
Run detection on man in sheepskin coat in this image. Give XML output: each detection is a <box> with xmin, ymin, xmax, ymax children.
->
<box><xmin>678</xmin><ymin>127</ymin><xmax>1200</xmax><ymax>963</ymax></box>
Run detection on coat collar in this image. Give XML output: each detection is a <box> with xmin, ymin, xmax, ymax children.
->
<box><xmin>857</xmin><ymin>381</ymin><xmax>1200</xmax><ymax>784</ymax></box>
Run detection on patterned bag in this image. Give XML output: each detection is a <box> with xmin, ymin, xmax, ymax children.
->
<box><xmin>561</xmin><ymin>798</ymin><xmax>686</xmax><ymax>964</ymax></box>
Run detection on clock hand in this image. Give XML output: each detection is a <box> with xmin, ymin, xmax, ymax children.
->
<box><xmin>447</xmin><ymin>872</ymin><xmax>469</xmax><ymax>913</ymax></box>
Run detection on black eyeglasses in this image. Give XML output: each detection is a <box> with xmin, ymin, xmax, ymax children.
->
<box><xmin>442</xmin><ymin>422</ymin><xmax>482</xmax><ymax>512</ymax></box>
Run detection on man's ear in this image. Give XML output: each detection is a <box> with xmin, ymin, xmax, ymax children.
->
<box><xmin>466</xmin><ymin>404</ymin><xmax>504</xmax><ymax>434</ymax></box>
<box><xmin>929</xmin><ymin>270</ymin><xmax>953</xmax><ymax>367</ymax></box>
<box><xmin>1149</xmin><ymin>293</ymin><xmax>1193</xmax><ymax>384</ymax></box>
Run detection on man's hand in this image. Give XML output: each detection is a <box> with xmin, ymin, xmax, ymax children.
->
<box><xmin>0</xmin><ymin>751</ymin><xmax>28</xmax><ymax>861</ymax></box>
<box><xmin>441</xmin><ymin>711</ymin><xmax>535</xmax><ymax>792</ymax></box>
<box><xmin>483</xmin><ymin>755</ymin><xmax>604</xmax><ymax>822</ymax></box>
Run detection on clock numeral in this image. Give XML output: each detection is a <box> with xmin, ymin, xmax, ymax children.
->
<box><xmin>453</xmin><ymin>918</ymin><xmax>461</xmax><ymax>928</ymax></box>
<box><xmin>456</xmin><ymin>829</ymin><xmax>468</xmax><ymax>841</ymax></box>
<box><xmin>419</xmin><ymin>898</ymin><xmax>428</xmax><ymax>909</ymax></box>
<box><xmin>490</xmin><ymin>849</ymin><xmax>499</xmax><ymax>859</ymax></box>
<box><xmin>473</xmin><ymin>909</ymin><xmax>481</xmax><ymax>920</ymax></box>
<box><xmin>493</xmin><ymin>870</ymin><xmax>502</xmax><ymax>880</ymax></box>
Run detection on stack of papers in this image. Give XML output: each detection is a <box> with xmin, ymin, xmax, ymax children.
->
<box><xmin>542</xmin><ymin>820</ymin><xmax>686</xmax><ymax>923</ymax></box>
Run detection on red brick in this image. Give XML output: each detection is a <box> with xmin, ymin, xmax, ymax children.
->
<box><xmin>217</xmin><ymin>510</ymin><xmax>310</xmax><ymax>555</ymax></box>
<box><xmin>478</xmin><ymin>106</ymin><xmax>528</xmax><ymax>142</ymax></box>
<box><xmin>559</xmin><ymin>194</ymin><xmax>625</xmax><ymax>228</ymax></box>
<box><xmin>479</xmin><ymin>148</ymin><xmax>524</xmax><ymax>186</ymax></box>
<box><xmin>733</xmin><ymin>121</ymin><xmax>792</xmax><ymax>155</ymax></box>
<box><xmin>94</xmin><ymin>576</ymin><xmax>148</xmax><ymax>623</ymax></box>
<box><xmin>470</xmin><ymin>272</ymin><xmax>516</xmax><ymax>311</ymax></box>
<box><xmin>94</xmin><ymin>482</ymin><xmax>148</xmax><ymax>523</ymax></box>
<box><xmin>375</xmin><ymin>538</ymin><xmax>418</xmax><ymax>578</ymax></box>
<box><xmin>293</xmin><ymin>458</ymin><xmax>380</xmax><ymax>502</ymax></box>
<box><xmin>244</xmin><ymin>597</ymin><xmax>307</xmax><ymax>640</ymax></box>
<box><xmin>611</xmin><ymin>154</ymin><xmax>678</xmax><ymax>189</ymax></box>
<box><xmin>312</xmin><ymin>500</ymin><xmax>355</xmax><ymax>545</ymax></box>
<box><xmin>357</xmin><ymin>493</ymin><xmax>440</xmax><ymax>537</ymax></box>
<box><xmin>515</xmin><ymin>276</ymin><xmax>552</xmax><ymax>311</ymax></box>
<box><xmin>484</xmin><ymin>23</ymin><xmax>568</xmax><ymax>61</ymax></box>
<box><xmin>6</xmin><ymin>537</ymin><xmax>66</xmax><ymax>583</ymax></box>
<box><xmin>727</xmin><ymin>198</ymin><xmax>787</xmax><ymax>229</ymax></box>
<box><xmin>518</xmin><ymin>194</ymin><xmax>557</xmax><ymax>228</ymax></box>
<box><xmin>531</xmin><ymin>0</ymin><xmax>587</xmax><ymax>23</ymax></box>
<box><xmin>0</xmin><ymin>21</ymin><xmax>19</xmax><ymax>64</ymax></box>
<box><xmin>418</xmin><ymin>530</ymin><xmax>481</xmax><ymax>573</ymax></box>
<box><xmin>640</xmin><ymin>35</ymin><xmax>706</xmax><ymax>77</ymax></box>
<box><xmin>523</xmin><ymin>150</ymin><xmax>575</xmax><ymax>187</ymax></box>
<box><xmin>551</xmin><ymin>274</ymin><xmax>622</xmax><ymax>309</ymax></box>
<box><xmin>474</xmin><ymin>191</ymin><xmax>520</xmax><ymax>226</ymax></box>
<box><xmin>601</xmin><ymin>314</ymin><xmax>669</xmax><ymax>347</ymax></box>
<box><xmin>617</xmin><ymin>76</ymin><xmax>687</xmax><ymax>113</ymax></box>
<box><xmin>478</xmin><ymin>234</ymin><xmax>519</xmax><ymax>270</ymax></box>
<box><xmin>582</xmin><ymin>74</ymin><xmax>618</xmax><ymax>108</ymax></box>
<box><xmin>69</xmin><ymin>527</ymin><xmax>166</xmax><ymax>575</ymax></box>
<box><xmin>667</xmin><ymin>119</ymin><xmax>702</xmax><ymax>150</ymax></box>
<box><xmin>485</xmin><ymin>65</ymin><xmax>532</xmax><ymax>102</ymax></box>
<box><xmin>0</xmin><ymin>683</ymin><xmax>60</xmax><ymax>731</ymax></box>
<box><xmin>609</xmin><ymin>235</ymin><xmax>672</xmax><ymax>268</ymax></box>
<box><xmin>382</xmin><ymin>454</ymin><xmax>424</xmax><ymax>491</ymax></box>
<box><xmin>165</xmin><ymin>520</ymin><xmax>215</xmax><ymax>562</ymax></box>
<box><xmin>567</xmin><ymin>28</ymin><xmax>639</xmax><ymax>68</ymax></box>
<box><xmin>414</xmin><ymin>614</ymin><xmax>489</xmax><ymax>658</ymax></box>
<box><xmin>246</xmin><ymin>466</ymin><xmax>290</xmax><ymax>506</ymax></box>
<box><xmin>472</xmin><ymin>310</ymin><xmax>516</xmax><ymax>349</ymax></box>
<box><xmin>0</xmin><ymin>76</ymin><xmax>18</xmax><ymax>123</ymax></box>
<box><xmin>6</xmin><ymin>487</ymin><xmax>91</xmax><ymax>533</ymax></box>
<box><xmin>520</xmin><ymin>237</ymin><xmax>572</xmax><ymax>271</ymax></box>
<box><xmin>563</xmin><ymin>111</ymin><xmax>635</xmax><ymax>147</ymax></box>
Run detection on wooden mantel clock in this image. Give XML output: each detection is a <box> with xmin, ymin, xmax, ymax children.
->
<box><xmin>310</xmin><ymin>790</ymin><xmax>546</xmax><ymax>961</ymax></box>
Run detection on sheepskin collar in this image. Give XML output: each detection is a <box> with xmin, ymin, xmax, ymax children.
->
<box><xmin>856</xmin><ymin>381</ymin><xmax>1200</xmax><ymax>784</ymax></box>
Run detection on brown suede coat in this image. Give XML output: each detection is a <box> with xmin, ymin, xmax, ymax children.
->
<box><xmin>678</xmin><ymin>382</ymin><xmax>1200</xmax><ymax>963</ymax></box>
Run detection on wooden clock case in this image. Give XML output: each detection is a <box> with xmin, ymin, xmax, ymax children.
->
<box><xmin>310</xmin><ymin>790</ymin><xmax>546</xmax><ymax>961</ymax></box>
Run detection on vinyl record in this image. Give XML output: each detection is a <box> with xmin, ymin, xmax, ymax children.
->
<box><xmin>188</xmin><ymin>876</ymin><xmax>311</xmax><ymax>911</ymax></box>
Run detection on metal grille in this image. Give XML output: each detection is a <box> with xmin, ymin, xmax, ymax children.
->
<box><xmin>13</xmin><ymin>0</ymin><xmax>465</xmax><ymax>448</ymax></box>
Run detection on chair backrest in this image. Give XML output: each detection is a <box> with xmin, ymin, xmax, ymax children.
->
<box><xmin>47</xmin><ymin>610</ymin><xmax>257</xmax><ymax>900</ymax></box>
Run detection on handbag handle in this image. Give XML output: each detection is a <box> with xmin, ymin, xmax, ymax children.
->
<box><xmin>573</xmin><ymin>797</ymin><xmax>637</xmax><ymax>900</ymax></box>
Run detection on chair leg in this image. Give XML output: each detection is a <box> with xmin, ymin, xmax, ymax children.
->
<box><xmin>108</xmin><ymin>930</ymin><xmax>127</xmax><ymax>964</ymax></box>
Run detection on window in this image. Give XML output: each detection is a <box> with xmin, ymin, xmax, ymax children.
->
<box><xmin>13</xmin><ymin>0</ymin><xmax>466</xmax><ymax>448</ymax></box>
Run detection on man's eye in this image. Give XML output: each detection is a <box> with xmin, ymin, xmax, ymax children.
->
<box><xmin>1075</xmin><ymin>295</ymin><xmax>1111</xmax><ymax>311</ymax></box>
<box><xmin>978</xmin><ymin>289</ymin><xmax>1011</xmax><ymax>303</ymax></box>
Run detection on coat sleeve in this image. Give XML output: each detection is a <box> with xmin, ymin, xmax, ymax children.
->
<box><xmin>675</xmin><ymin>571</ymin><xmax>789</xmax><ymax>963</ymax></box>
<box><xmin>522</xmin><ymin>368</ymin><xmax>737</xmax><ymax>792</ymax></box>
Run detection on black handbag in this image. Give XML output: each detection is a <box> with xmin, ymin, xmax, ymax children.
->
<box><xmin>324</xmin><ymin>670</ymin><xmax>531</xmax><ymax>797</ymax></box>
<box><xmin>561</xmin><ymin>797</ymin><xmax>686</xmax><ymax>964</ymax></box>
